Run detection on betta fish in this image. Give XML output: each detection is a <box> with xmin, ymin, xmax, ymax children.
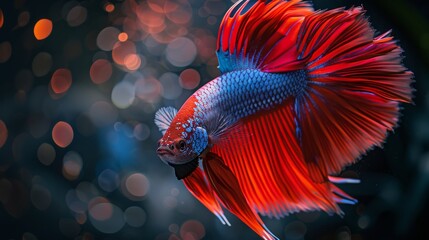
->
<box><xmin>154</xmin><ymin>0</ymin><xmax>413</xmax><ymax>239</ymax></box>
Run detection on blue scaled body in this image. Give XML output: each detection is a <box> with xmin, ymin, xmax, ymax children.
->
<box><xmin>194</xmin><ymin>69</ymin><xmax>307</xmax><ymax>122</ymax></box>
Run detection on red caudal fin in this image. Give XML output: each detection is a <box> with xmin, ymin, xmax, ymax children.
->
<box><xmin>216</xmin><ymin>0</ymin><xmax>313</xmax><ymax>73</ymax></box>
<box><xmin>182</xmin><ymin>168</ymin><xmax>230</xmax><ymax>226</ymax></box>
<box><xmin>294</xmin><ymin>7</ymin><xmax>413</xmax><ymax>181</ymax></box>
<box><xmin>203</xmin><ymin>152</ymin><xmax>279</xmax><ymax>240</ymax></box>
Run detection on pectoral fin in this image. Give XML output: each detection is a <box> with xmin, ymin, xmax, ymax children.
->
<box><xmin>154</xmin><ymin>106</ymin><xmax>178</xmax><ymax>135</ymax></box>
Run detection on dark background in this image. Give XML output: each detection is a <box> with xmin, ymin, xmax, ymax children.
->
<box><xmin>0</xmin><ymin>0</ymin><xmax>428</xmax><ymax>239</ymax></box>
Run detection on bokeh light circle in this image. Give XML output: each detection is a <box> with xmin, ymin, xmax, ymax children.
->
<box><xmin>91</xmin><ymin>202</ymin><xmax>113</xmax><ymax>221</ymax></box>
<box><xmin>166</xmin><ymin>37</ymin><xmax>197</xmax><ymax>67</ymax></box>
<box><xmin>336</xmin><ymin>226</ymin><xmax>352</xmax><ymax>240</ymax></box>
<box><xmin>104</xmin><ymin>3</ymin><xmax>115</xmax><ymax>13</ymax></box>
<box><xmin>135</xmin><ymin>76</ymin><xmax>163</xmax><ymax>103</ymax></box>
<box><xmin>50</xmin><ymin>68</ymin><xmax>72</xmax><ymax>94</ymax></box>
<box><xmin>63</xmin><ymin>151</ymin><xmax>83</xmax><ymax>180</ymax></box>
<box><xmin>52</xmin><ymin>121</ymin><xmax>74</xmax><ymax>148</ymax></box>
<box><xmin>34</xmin><ymin>19</ymin><xmax>53</xmax><ymax>40</ymax></box>
<box><xmin>96</xmin><ymin>27</ymin><xmax>120</xmax><ymax>51</ymax></box>
<box><xmin>66</xmin><ymin>5</ymin><xmax>87</xmax><ymax>27</ymax></box>
<box><xmin>146</xmin><ymin>0</ymin><xmax>165</xmax><ymax>13</ymax></box>
<box><xmin>111</xmin><ymin>81</ymin><xmax>135</xmax><ymax>109</ymax></box>
<box><xmin>0</xmin><ymin>41</ymin><xmax>12</xmax><ymax>63</ymax></box>
<box><xmin>124</xmin><ymin>206</ymin><xmax>146</xmax><ymax>227</ymax></box>
<box><xmin>0</xmin><ymin>9</ymin><xmax>3</xmax><ymax>28</ymax></box>
<box><xmin>124</xmin><ymin>54</ymin><xmax>141</xmax><ymax>71</ymax></box>
<box><xmin>133</xmin><ymin>123</ymin><xmax>150</xmax><ymax>141</ymax></box>
<box><xmin>88</xmin><ymin>197</ymin><xmax>112</xmax><ymax>221</ymax></box>
<box><xmin>89</xmin><ymin>201</ymin><xmax>125</xmax><ymax>234</ymax></box>
<box><xmin>32</xmin><ymin>52</ymin><xmax>53</xmax><ymax>77</ymax></box>
<box><xmin>65</xmin><ymin>189</ymin><xmax>86</xmax><ymax>214</ymax></box>
<box><xmin>0</xmin><ymin>120</ymin><xmax>7</xmax><ymax>148</ymax></box>
<box><xmin>165</xmin><ymin>1</ymin><xmax>192</xmax><ymax>24</ymax></box>
<box><xmin>37</xmin><ymin>143</ymin><xmax>56</xmax><ymax>166</ymax></box>
<box><xmin>90</xmin><ymin>59</ymin><xmax>112</xmax><ymax>84</ymax></box>
<box><xmin>123</xmin><ymin>173</ymin><xmax>150</xmax><ymax>200</ymax></box>
<box><xmin>97</xmin><ymin>169</ymin><xmax>120</xmax><ymax>192</ymax></box>
<box><xmin>160</xmin><ymin>72</ymin><xmax>182</xmax><ymax>100</ymax></box>
<box><xmin>18</xmin><ymin>11</ymin><xmax>30</xmax><ymax>27</ymax></box>
<box><xmin>179</xmin><ymin>69</ymin><xmax>200</xmax><ymax>90</ymax></box>
<box><xmin>76</xmin><ymin>182</ymin><xmax>99</xmax><ymax>203</ymax></box>
<box><xmin>112</xmin><ymin>41</ymin><xmax>137</xmax><ymax>66</ymax></box>
<box><xmin>136</xmin><ymin>7</ymin><xmax>165</xmax><ymax>29</ymax></box>
<box><xmin>118</xmin><ymin>32</ymin><xmax>128</xmax><ymax>42</ymax></box>
<box><xmin>180</xmin><ymin>220</ymin><xmax>206</xmax><ymax>240</ymax></box>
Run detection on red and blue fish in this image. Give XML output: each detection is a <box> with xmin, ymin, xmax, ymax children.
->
<box><xmin>155</xmin><ymin>0</ymin><xmax>413</xmax><ymax>239</ymax></box>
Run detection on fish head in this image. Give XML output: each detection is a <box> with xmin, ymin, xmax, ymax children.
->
<box><xmin>156</xmin><ymin>115</ymin><xmax>208</xmax><ymax>165</ymax></box>
<box><xmin>157</xmin><ymin>136</ymin><xmax>193</xmax><ymax>165</ymax></box>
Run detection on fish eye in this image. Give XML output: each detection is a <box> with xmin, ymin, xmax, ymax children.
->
<box><xmin>178</xmin><ymin>140</ymin><xmax>186</xmax><ymax>151</ymax></box>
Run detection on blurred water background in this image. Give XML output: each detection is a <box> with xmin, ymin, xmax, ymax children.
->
<box><xmin>0</xmin><ymin>0</ymin><xmax>428</xmax><ymax>239</ymax></box>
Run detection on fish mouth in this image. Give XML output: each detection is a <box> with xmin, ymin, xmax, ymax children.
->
<box><xmin>157</xmin><ymin>147</ymin><xmax>174</xmax><ymax>156</ymax></box>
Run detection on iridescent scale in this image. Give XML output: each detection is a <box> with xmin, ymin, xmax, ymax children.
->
<box><xmin>194</xmin><ymin>69</ymin><xmax>307</xmax><ymax>123</ymax></box>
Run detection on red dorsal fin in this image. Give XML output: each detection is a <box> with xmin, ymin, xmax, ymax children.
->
<box><xmin>216</xmin><ymin>0</ymin><xmax>313</xmax><ymax>73</ymax></box>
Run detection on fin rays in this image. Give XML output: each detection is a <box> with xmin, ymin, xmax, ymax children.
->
<box><xmin>217</xmin><ymin>0</ymin><xmax>313</xmax><ymax>73</ymax></box>
<box><xmin>293</xmin><ymin>6</ymin><xmax>412</xmax><ymax>180</ymax></box>
<box><xmin>154</xmin><ymin>106</ymin><xmax>178</xmax><ymax>135</ymax></box>
<box><xmin>212</xmin><ymin>103</ymin><xmax>343</xmax><ymax>218</ymax></box>
<box><xmin>182</xmin><ymin>168</ymin><xmax>230</xmax><ymax>225</ymax></box>
<box><xmin>179</xmin><ymin>1</ymin><xmax>412</xmax><ymax>239</ymax></box>
<box><xmin>203</xmin><ymin>152</ymin><xmax>279</xmax><ymax>240</ymax></box>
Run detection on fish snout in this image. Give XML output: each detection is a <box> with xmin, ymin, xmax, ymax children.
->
<box><xmin>157</xmin><ymin>145</ymin><xmax>174</xmax><ymax>156</ymax></box>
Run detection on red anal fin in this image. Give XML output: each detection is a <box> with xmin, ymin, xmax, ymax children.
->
<box><xmin>212</xmin><ymin>102</ymin><xmax>343</xmax><ymax>218</ymax></box>
<box><xmin>183</xmin><ymin>168</ymin><xmax>230</xmax><ymax>225</ymax></box>
<box><xmin>203</xmin><ymin>152</ymin><xmax>279</xmax><ymax>240</ymax></box>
